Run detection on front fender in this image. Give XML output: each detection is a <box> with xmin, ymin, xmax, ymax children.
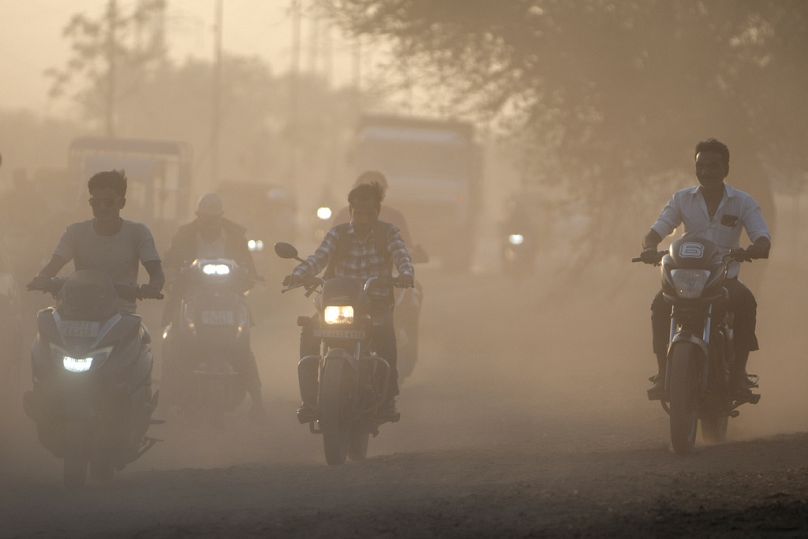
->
<box><xmin>666</xmin><ymin>338</ymin><xmax>709</xmax><ymax>397</ymax></box>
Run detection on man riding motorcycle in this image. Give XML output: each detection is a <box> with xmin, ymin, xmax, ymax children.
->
<box><xmin>641</xmin><ymin>139</ymin><xmax>771</xmax><ymax>400</ymax></box>
<box><xmin>162</xmin><ymin>193</ymin><xmax>265</xmax><ymax>418</ymax></box>
<box><xmin>27</xmin><ymin>170</ymin><xmax>165</xmax><ymax>307</ymax></box>
<box><xmin>284</xmin><ymin>180</ymin><xmax>415</xmax><ymax>420</ymax></box>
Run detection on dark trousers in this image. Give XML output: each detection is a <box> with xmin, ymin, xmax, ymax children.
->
<box><xmin>651</xmin><ymin>278</ymin><xmax>759</xmax><ymax>356</ymax></box>
<box><xmin>300</xmin><ymin>310</ymin><xmax>399</xmax><ymax>397</ymax></box>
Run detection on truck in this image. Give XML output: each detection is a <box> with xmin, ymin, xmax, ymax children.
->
<box><xmin>352</xmin><ymin>114</ymin><xmax>482</xmax><ymax>270</ymax></box>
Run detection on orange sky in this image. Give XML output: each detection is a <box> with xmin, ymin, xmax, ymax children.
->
<box><xmin>0</xmin><ymin>0</ymin><xmax>356</xmax><ymax>115</ymax></box>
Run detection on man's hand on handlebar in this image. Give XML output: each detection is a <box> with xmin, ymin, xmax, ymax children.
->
<box><xmin>26</xmin><ymin>275</ymin><xmax>54</xmax><ymax>292</ymax></box>
<box><xmin>729</xmin><ymin>248</ymin><xmax>753</xmax><ymax>262</ymax></box>
<box><xmin>138</xmin><ymin>283</ymin><xmax>164</xmax><ymax>300</ymax></box>
<box><xmin>396</xmin><ymin>274</ymin><xmax>414</xmax><ymax>288</ymax></box>
<box><xmin>638</xmin><ymin>248</ymin><xmax>664</xmax><ymax>265</ymax></box>
<box><xmin>282</xmin><ymin>274</ymin><xmax>301</xmax><ymax>288</ymax></box>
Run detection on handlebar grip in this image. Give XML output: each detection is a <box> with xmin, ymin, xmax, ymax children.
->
<box><xmin>631</xmin><ymin>257</ymin><xmax>642</xmax><ymax>263</ymax></box>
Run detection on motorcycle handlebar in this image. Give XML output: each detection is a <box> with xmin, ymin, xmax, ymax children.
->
<box><xmin>631</xmin><ymin>251</ymin><xmax>667</xmax><ymax>264</ymax></box>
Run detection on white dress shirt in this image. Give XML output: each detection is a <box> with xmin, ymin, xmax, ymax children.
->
<box><xmin>651</xmin><ymin>184</ymin><xmax>771</xmax><ymax>278</ymax></box>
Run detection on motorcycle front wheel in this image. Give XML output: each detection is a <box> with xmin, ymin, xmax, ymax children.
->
<box><xmin>668</xmin><ymin>343</ymin><xmax>702</xmax><ymax>455</ymax></box>
<box><xmin>319</xmin><ymin>359</ymin><xmax>351</xmax><ymax>466</ymax></box>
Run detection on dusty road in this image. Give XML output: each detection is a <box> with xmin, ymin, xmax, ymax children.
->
<box><xmin>3</xmin><ymin>266</ymin><xmax>808</xmax><ymax>537</ymax></box>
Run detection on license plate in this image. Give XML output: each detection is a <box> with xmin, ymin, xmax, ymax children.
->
<box><xmin>200</xmin><ymin>310</ymin><xmax>236</xmax><ymax>326</ymax></box>
<box><xmin>313</xmin><ymin>328</ymin><xmax>365</xmax><ymax>340</ymax></box>
<box><xmin>59</xmin><ymin>320</ymin><xmax>100</xmax><ymax>338</ymax></box>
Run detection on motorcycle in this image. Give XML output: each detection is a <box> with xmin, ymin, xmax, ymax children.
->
<box><xmin>275</xmin><ymin>242</ymin><xmax>405</xmax><ymax>466</ymax></box>
<box><xmin>161</xmin><ymin>258</ymin><xmax>253</xmax><ymax>420</ymax></box>
<box><xmin>633</xmin><ymin>235</ymin><xmax>760</xmax><ymax>454</ymax></box>
<box><xmin>502</xmin><ymin>232</ymin><xmax>534</xmax><ymax>277</ymax></box>
<box><xmin>23</xmin><ymin>271</ymin><xmax>162</xmax><ymax>488</ymax></box>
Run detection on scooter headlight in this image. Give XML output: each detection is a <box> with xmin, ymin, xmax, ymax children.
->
<box><xmin>324</xmin><ymin>305</ymin><xmax>354</xmax><ymax>325</ymax></box>
<box><xmin>670</xmin><ymin>269</ymin><xmax>711</xmax><ymax>299</ymax></box>
<box><xmin>50</xmin><ymin>344</ymin><xmax>114</xmax><ymax>374</ymax></box>
<box><xmin>63</xmin><ymin>356</ymin><xmax>93</xmax><ymax>373</ymax></box>
<box><xmin>316</xmin><ymin>207</ymin><xmax>333</xmax><ymax>221</ymax></box>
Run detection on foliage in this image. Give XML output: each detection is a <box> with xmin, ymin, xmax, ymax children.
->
<box><xmin>322</xmin><ymin>0</ymin><xmax>808</xmax><ymax>251</ymax></box>
<box><xmin>45</xmin><ymin>0</ymin><xmax>168</xmax><ymax>130</ymax></box>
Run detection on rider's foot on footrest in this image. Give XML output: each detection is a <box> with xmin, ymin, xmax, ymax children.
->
<box><xmin>376</xmin><ymin>399</ymin><xmax>400</xmax><ymax>423</ymax></box>
<box><xmin>647</xmin><ymin>375</ymin><xmax>665</xmax><ymax>401</ymax></box>
<box><xmin>296</xmin><ymin>405</ymin><xmax>316</xmax><ymax>424</ymax></box>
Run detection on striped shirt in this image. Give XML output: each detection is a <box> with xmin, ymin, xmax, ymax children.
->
<box><xmin>293</xmin><ymin>222</ymin><xmax>414</xmax><ymax>280</ymax></box>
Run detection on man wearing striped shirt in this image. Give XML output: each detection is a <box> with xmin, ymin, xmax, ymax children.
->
<box><xmin>284</xmin><ymin>181</ymin><xmax>414</xmax><ymax>420</ymax></box>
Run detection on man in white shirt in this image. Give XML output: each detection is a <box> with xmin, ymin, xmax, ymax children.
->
<box><xmin>641</xmin><ymin>139</ymin><xmax>771</xmax><ymax>400</ymax></box>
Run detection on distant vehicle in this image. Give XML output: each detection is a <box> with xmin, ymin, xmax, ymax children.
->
<box><xmin>161</xmin><ymin>258</ymin><xmax>254</xmax><ymax>420</ymax></box>
<box><xmin>68</xmin><ymin>137</ymin><xmax>193</xmax><ymax>245</ymax></box>
<box><xmin>352</xmin><ymin>115</ymin><xmax>482</xmax><ymax>270</ymax></box>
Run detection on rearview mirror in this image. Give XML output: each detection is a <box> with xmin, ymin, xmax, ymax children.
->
<box><xmin>274</xmin><ymin>242</ymin><xmax>299</xmax><ymax>260</ymax></box>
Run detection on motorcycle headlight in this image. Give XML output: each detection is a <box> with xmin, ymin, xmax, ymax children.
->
<box><xmin>202</xmin><ymin>263</ymin><xmax>231</xmax><ymax>276</ymax></box>
<box><xmin>63</xmin><ymin>356</ymin><xmax>93</xmax><ymax>373</ymax></box>
<box><xmin>508</xmin><ymin>234</ymin><xmax>525</xmax><ymax>246</ymax></box>
<box><xmin>317</xmin><ymin>206</ymin><xmax>333</xmax><ymax>221</ymax></box>
<box><xmin>324</xmin><ymin>305</ymin><xmax>354</xmax><ymax>325</ymax></box>
<box><xmin>247</xmin><ymin>239</ymin><xmax>265</xmax><ymax>252</ymax></box>
<box><xmin>670</xmin><ymin>269</ymin><xmax>711</xmax><ymax>299</ymax></box>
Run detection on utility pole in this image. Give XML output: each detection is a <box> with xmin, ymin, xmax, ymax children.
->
<box><xmin>289</xmin><ymin>0</ymin><xmax>302</xmax><ymax>185</ymax></box>
<box><xmin>105</xmin><ymin>0</ymin><xmax>118</xmax><ymax>137</ymax></box>
<box><xmin>211</xmin><ymin>0</ymin><xmax>223</xmax><ymax>188</ymax></box>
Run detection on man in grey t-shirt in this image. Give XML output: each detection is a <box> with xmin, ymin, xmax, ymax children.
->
<box><xmin>28</xmin><ymin>170</ymin><xmax>165</xmax><ymax>312</ymax></box>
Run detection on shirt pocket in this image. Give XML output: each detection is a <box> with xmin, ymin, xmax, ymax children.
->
<box><xmin>716</xmin><ymin>212</ymin><xmax>741</xmax><ymax>247</ymax></box>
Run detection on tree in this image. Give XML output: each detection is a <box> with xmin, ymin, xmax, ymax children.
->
<box><xmin>322</xmin><ymin>0</ymin><xmax>808</xmax><ymax>256</ymax></box>
<box><xmin>46</xmin><ymin>0</ymin><xmax>168</xmax><ymax>136</ymax></box>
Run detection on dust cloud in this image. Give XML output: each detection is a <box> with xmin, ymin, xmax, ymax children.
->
<box><xmin>2</xmin><ymin>1</ymin><xmax>808</xmax><ymax>537</ymax></box>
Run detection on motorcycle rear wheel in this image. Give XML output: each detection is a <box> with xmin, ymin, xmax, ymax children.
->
<box><xmin>668</xmin><ymin>343</ymin><xmax>701</xmax><ymax>455</ymax></box>
<box><xmin>319</xmin><ymin>359</ymin><xmax>350</xmax><ymax>466</ymax></box>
